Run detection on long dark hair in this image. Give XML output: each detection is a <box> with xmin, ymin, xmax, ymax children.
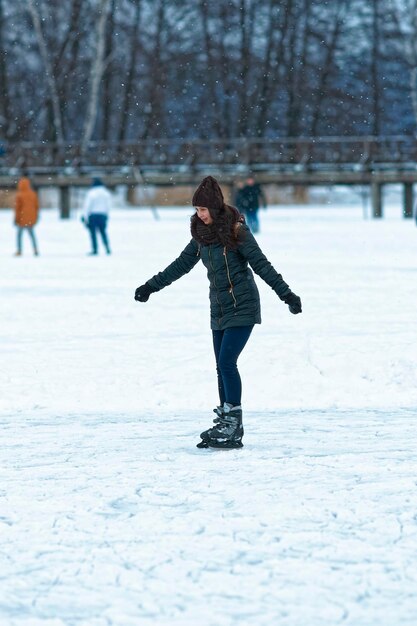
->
<box><xmin>190</xmin><ymin>204</ymin><xmax>243</xmax><ymax>250</ymax></box>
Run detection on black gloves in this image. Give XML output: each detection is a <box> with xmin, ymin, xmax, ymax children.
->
<box><xmin>283</xmin><ymin>292</ymin><xmax>302</xmax><ymax>315</ymax></box>
<box><xmin>134</xmin><ymin>282</ymin><xmax>155</xmax><ymax>302</ymax></box>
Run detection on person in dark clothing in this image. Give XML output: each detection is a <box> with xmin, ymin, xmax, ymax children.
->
<box><xmin>239</xmin><ymin>176</ymin><xmax>267</xmax><ymax>233</ymax></box>
<box><xmin>234</xmin><ymin>180</ymin><xmax>246</xmax><ymax>215</ymax></box>
<box><xmin>134</xmin><ymin>176</ymin><xmax>302</xmax><ymax>449</ymax></box>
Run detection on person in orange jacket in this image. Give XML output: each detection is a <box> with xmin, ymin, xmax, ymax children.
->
<box><xmin>14</xmin><ymin>177</ymin><xmax>39</xmax><ymax>256</ymax></box>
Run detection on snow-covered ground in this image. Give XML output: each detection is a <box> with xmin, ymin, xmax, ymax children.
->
<box><xmin>1</xmin><ymin>201</ymin><xmax>417</xmax><ymax>625</ymax></box>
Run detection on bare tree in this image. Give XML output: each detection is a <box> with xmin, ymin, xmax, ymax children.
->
<box><xmin>235</xmin><ymin>0</ymin><xmax>256</xmax><ymax>136</ymax></box>
<box><xmin>0</xmin><ymin>0</ymin><xmax>413</xmax><ymax>144</ymax></box>
<box><xmin>141</xmin><ymin>0</ymin><xmax>167</xmax><ymax>139</ymax></box>
<box><xmin>389</xmin><ymin>0</ymin><xmax>417</xmax><ymax>130</ymax></box>
<box><xmin>254</xmin><ymin>0</ymin><xmax>292</xmax><ymax>137</ymax></box>
<box><xmin>102</xmin><ymin>0</ymin><xmax>117</xmax><ymax>140</ymax></box>
<box><xmin>27</xmin><ymin>0</ymin><xmax>64</xmax><ymax>142</ymax></box>
<box><xmin>309</xmin><ymin>0</ymin><xmax>349</xmax><ymax>136</ymax></box>
<box><xmin>0</xmin><ymin>0</ymin><xmax>11</xmax><ymax>136</ymax></box>
<box><xmin>199</xmin><ymin>0</ymin><xmax>225</xmax><ymax>137</ymax></box>
<box><xmin>58</xmin><ymin>0</ymin><xmax>85</xmax><ymax>139</ymax></box>
<box><xmin>370</xmin><ymin>0</ymin><xmax>382</xmax><ymax>134</ymax></box>
<box><xmin>285</xmin><ymin>0</ymin><xmax>312</xmax><ymax>137</ymax></box>
<box><xmin>118</xmin><ymin>0</ymin><xmax>143</xmax><ymax>141</ymax></box>
<box><xmin>81</xmin><ymin>0</ymin><xmax>112</xmax><ymax>153</ymax></box>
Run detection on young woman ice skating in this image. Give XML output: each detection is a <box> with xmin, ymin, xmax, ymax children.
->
<box><xmin>134</xmin><ymin>176</ymin><xmax>302</xmax><ymax>449</ymax></box>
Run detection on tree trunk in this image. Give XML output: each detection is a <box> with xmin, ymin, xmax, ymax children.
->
<box><xmin>310</xmin><ymin>0</ymin><xmax>347</xmax><ymax>136</ymax></box>
<box><xmin>0</xmin><ymin>0</ymin><xmax>11</xmax><ymax>136</ymax></box>
<box><xmin>410</xmin><ymin>67</ymin><xmax>417</xmax><ymax>127</ymax></box>
<box><xmin>217</xmin><ymin>3</ymin><xmax>234</xmax><ymax>137</ymax></box>
<box><xmin>370</xmin><ymin>0</ymin><xmax>381</xmax><ymax>135</ymax></box>
<box><xmin>388</xmin><ymin>0</ymin><xmax>417</xmax><ymax>131</ymax></box>
<box><xmin>27</xmin><ymin>0</ymin><xmax>64</xmax><ymax>142</ymax></box>
<box><xmin>199</xmin><ymin>0</ymin><xmax>224</xmax><ymax>138</ymax></box>
<box><xmin>141</xmin><ymin>0</ymin><xmax>166</xmax><ymax>139</ymax></box>
<box><xmin>286</xmin><ymin>0</ymin><xmax>310</xmax><ymax>137</ymax></box>
<box><xmin>255</xmin><ymin>0</ymin><xmax>292</xmax><ymax>137</ymax></box>
<box><xmin>102</xmin><ymin>0</ymin><xmax>116</xmax><ymax>140</ymax></box>
<box><xmin>118</xmin><ymin>0</ymin><xmax>142</xmax><ymax>142</ymax></box>
<box><xmin>81</xmin><ymin>0</ymin><xmax>112</xmax><ymax>153</ymax></box>
<box><xmin>52</xmin><ymin>0</ymin><xmax>84</xmax><ymax>138</ymax></box>
<box><xmin>236</xmin><ymin>0</ymin><xmax>256</xmax><ymax>137</ymax></box>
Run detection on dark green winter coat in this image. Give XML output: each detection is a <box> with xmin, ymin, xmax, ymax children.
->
<box><xmin>147</xmin><ymin>224</ymin><xmax>291</xmax><ymax>331</ymax></box>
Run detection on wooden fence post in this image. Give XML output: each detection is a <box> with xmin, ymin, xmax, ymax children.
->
<box><xmin>403</xmin><ymin>182</ymin><xmax>413</xmax><ymax>218</ymax></box>
<box><xmin>126</xmin><ymin>185</ymin><xmax>136</xmax><ymax>205</ymax></box>
<box><xmin>60</xmin><ymin>186</ymin><xmax>70</xmax><ymax>219</ymax></box>
<box><xmin>371</xmin><ymin>182</ymin><xmax>383</xmax><ymax>218</ymax></box>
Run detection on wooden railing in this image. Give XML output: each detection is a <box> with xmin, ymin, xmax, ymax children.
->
<box><xmin>1</xmin><ymin>136</ymin><xmax>417</xmax><ymax>171</ymax></box>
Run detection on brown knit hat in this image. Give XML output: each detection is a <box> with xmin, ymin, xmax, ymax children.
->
<box><xmin>192</xmin><ymin>176</ymin><xmax>224</xmax><ymax>211</ymax></box>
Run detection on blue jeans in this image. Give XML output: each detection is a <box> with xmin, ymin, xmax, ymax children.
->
<box><xmin>212</xmin><ymin>326</ymin><xmax>254</xmax><ymax>406</ymax></box>
<box><xmin>87</xmin><ymin>214</ymin><xmax>110</xmax><ymax>253</ymax></box>
<box><xmin>245</xmin><ymin>210</ymin><xmax>259</xmax><ymax>233</ymax></box>
<box><xmin>17</xmin><ymin>226</ymin><xmax>38</xmax><ymax>253</ymax></box>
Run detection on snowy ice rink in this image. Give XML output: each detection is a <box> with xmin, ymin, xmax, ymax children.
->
<box><xmin>1</xmin><ymin>199</ymin><xmax>417</xmax><ymax>625</ymax></box>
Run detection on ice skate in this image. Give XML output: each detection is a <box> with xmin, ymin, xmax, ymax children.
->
<box><xmin>197</xmin><ymin>405</ymin><xmax>224</xmax><ymax>447</ymax></box>
<box><xmin>197</xmin><ymin>403</ymin><xmax>244</xmax><ymax>449</ymax></box>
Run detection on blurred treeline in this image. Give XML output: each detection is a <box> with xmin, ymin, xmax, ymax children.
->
<box><xmin>1</xmin><ymin>0</ymin><xmax>416</xmax><ymax>144</ymax></box>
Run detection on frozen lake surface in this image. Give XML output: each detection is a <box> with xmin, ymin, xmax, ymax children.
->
<box><xmin>1</xmin><ymin>202</ymin><xmax>417</xmax><ymax>625</ymax></box>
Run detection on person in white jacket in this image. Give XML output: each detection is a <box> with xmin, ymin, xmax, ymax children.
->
<box><xmin>82</xmin><ymin>178</ymin><xmax>112</xmax><ymax>255</ymax></box>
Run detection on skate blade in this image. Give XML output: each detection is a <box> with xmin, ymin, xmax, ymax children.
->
<box><xmin>207</xmin><ymin>440</ymin><xmax>243</xmax><ymax>450</ymax></box>
<box><xmin>196</xmin><ymin>440</ymin><xmax>210</xmax><ymax>449</ymax></box>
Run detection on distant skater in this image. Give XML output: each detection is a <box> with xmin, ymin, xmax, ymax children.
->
<box><xmin>81</xmin><ymin>178</ymin><xmax>112</xmax><ymax>255</ymax></box>
<box><xmin>134</xmin><ymin>176</ymin><xmax>302</xmax><ymax>449</ymax></box>
<box><xmin>239</xmin><ymin>176</ymin><xmax>267</xmax><ymax>234</ymax></box>
<box><xmin>14</xmin><ymin>177</ymin><xmax>39</xmax><ymax>256</ymax></box>
<box><xmin>234</xmin><ymin>180</ymin><xmax>246</xmax><ymax>215</ymax></box>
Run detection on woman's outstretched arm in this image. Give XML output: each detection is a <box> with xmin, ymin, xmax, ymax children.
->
<box><xmin>135</xmin><ymin>239</ymin><xmax>200</xmax><ymax>302</ymax></box>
